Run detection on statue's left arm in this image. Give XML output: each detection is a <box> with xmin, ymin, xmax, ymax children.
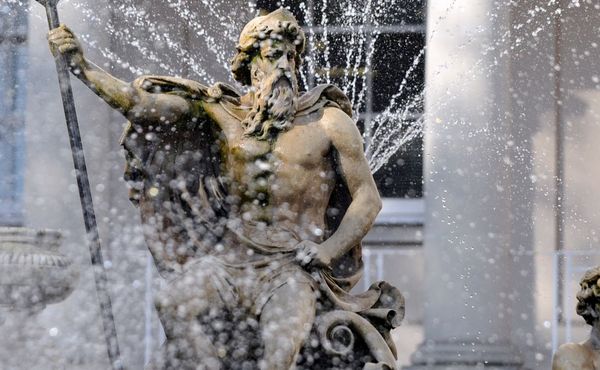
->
<box><xmin>314</xmin><ymin>107</ymin><xmax>382</xmax><ymax>265</ymax></box>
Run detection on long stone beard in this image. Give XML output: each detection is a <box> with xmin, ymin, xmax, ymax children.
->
<box><xmin>242</xmin><ymin>70</ymin><xmax>298</xmax><ymax>141</ymax></box>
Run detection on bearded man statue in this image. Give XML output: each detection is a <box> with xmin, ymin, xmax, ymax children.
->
<box><xmin>47</xmin><ymin>8</ymin><xmax>404</xmax><ymax>370</ymax></box>
<box><xmin>233</xmin><ymin>14</ymin><xmax>302</xmax><ymax>140</ymax></box>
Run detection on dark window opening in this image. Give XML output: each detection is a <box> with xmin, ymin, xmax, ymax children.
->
<box><xmin>257</xmin><ymin>0</ymin><xmax>426</xmax><ymax>199</ymax></box>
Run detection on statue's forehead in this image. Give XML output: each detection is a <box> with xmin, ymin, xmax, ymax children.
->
<box><xmin>259</xmin><ymin>38</ymin><xmax>296</xmax><ymax>52</ymax></box>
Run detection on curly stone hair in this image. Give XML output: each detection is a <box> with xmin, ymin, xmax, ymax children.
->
<box><xmin>231</xmin><ymin>18</ymin><xmax>305</xmax><ymax>86</ymax></box>
<box><xmin>576</xmin><ymin>266</ymin><xmax>600</xmax><ymax>325</ymax></box>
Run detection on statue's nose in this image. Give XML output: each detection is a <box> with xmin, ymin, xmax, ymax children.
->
<box><xmin>277</xmin><ymin>54</ymin><xmax>291</xmax><ymax>70</ymax></box>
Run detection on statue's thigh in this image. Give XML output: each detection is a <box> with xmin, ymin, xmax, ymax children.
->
<box><xmin>258</xmin><ymin>280</ymin><xmax>316</xmax><ymax>369</ymax></box>
<box><xmin>260</xmin><ymin>279</ymin><xmax>317</xmax><ymax>336</ymax></box>
<box><xmin>155</xmin><ymin>259</ymin><xmax>236</xmax><ymax>320</ymax></box>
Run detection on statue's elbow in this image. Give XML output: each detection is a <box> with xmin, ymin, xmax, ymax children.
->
<box><xmin>374</xmin><ymin>196</ymin><xmax>383</xmax><ymax>216</ymax></box>
<box><xmin>367</xmin><ymin>191</ymin><xmax>382</xmax><ymax>218</ymax></box>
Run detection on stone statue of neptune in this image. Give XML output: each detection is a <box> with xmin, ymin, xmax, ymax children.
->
<box><xmin>48</xmin><ymin>8</ymin><xmax>404</xmax><ymax>369</ymax></box>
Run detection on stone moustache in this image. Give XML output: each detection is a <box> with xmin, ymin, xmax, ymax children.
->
<box><xmin>553</xmin><ymin>266</ymin><xmax>600</xmax><ymax>370</ymax></box>
<box><xmin>48</xmin><ymin>8</ymin><xmax>404</xmax><ymax>370</ymax></box>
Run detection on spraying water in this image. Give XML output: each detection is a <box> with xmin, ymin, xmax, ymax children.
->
<box><xmin>55</xmin><ymin>0</ymin><xmax>428</xmax><ymax>175</ymax></box>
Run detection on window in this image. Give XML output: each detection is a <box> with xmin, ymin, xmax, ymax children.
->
<box><xmin>256</xmin><ymin>0</ymin><xmax>426</xmax><ymax>201</ymax></box>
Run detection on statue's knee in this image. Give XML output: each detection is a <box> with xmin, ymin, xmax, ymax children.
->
<box><xmin>259</xmin><ymin>341</ymin><xmax>298</xmax><ymax>370</ymax></box>
<box><xmin>155</xmin><ymin>273</ymin><xmax>218</xmax><ymax>320</ymax></box>
<box><xmin>270</xmin><ymin>281</ymin><xmax>316</xmax><ymax>309</ymax></box>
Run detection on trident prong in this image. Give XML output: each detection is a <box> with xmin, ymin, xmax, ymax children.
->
<box><xmin>33</xmin><ymin>0</ymin><xmax>59</xmax><ymax>6</ymax></box>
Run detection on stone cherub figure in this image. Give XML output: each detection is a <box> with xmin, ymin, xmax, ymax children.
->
<box><xmin>553</xmin><ymin>266</ymin><xmax>600</xmax><ymax>370</ymax></box>
<box><xmin>48</xmin><ymin>8</ymin><xmax>403</xmax><ymax>370</ymax></box>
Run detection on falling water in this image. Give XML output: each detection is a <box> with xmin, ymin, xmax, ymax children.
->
<box><xmin>39</xmin><ymin>0</ymin><xmax>428</xmax><ymax>175</ymax></box>
<box><xmin>25</xmin><ymin>0</ymin><xmax>554</xmax><ymax>178</ymax></box>
<box><xmin>283</xmin><ymin>0</ymin><xmax>424</xmax><ymax>174</ymax></box>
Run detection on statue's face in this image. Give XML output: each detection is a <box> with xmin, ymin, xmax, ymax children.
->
<box><xmin>241</xmin><ymin>37</ymin><xmax>299</xmax><ymax>140</ymax></box>
<box><xmin>577</xmin><ymin>278</ymin><xmax>600</xmax><ymax>327</ymax></box>
<box><xmin>252</xmin><ymin>38</ymin><xmax>298</xmax><ymax>90</ymax></box>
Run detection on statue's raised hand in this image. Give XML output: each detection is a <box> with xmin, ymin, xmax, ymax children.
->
<box><xmin>47</xmin><ymin>25</ymin><xmax>85</xmax><ymax>71</ymax></box>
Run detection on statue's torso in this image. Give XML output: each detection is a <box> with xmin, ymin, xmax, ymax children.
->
<box><xmin>122</xmin><ymin>83</ymin><xmax>353</xmax><ymax>271</ymax></box>
<box><xmin>204</xmin><ymin>102</ymin><xmax>337</xmax><ymax>244</ymax></box>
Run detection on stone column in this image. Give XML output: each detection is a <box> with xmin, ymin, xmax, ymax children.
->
<box><xmin>0</xmin><ymin>1</ymin><xmax>28</xmax><ymax>226</ymax></box>
<box><xmin>406</xmin><ymin>0</ymin><xmax>529</xmax><ymax>368</ymax></box>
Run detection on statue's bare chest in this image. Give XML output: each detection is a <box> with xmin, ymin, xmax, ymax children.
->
<box><xmin>228</xmin><ymin>123</ymin><xmax>331</xmax><ymax>170</ymax></box>
<box><xmin>205</xmin><ymin>103</ymin><xmax>333</xmax><ymax>186</ymax></box>
<box><xmin>230</xmin><ymin>138</ymin><xmax>271</xmax><ymax>161</ymax></box>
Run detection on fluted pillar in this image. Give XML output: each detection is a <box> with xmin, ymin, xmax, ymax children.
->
<box><xmin>0</xmin><ymin>2</ymin><xmax>28</xmax><ymax>226</ymax></box>
<box><xmin>407</xmin><ymin>0</ymin><xmax>527</xmax><ymax>368</ymax></box>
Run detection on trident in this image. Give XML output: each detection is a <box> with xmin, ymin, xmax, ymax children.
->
<box><xmin>35</xmin><ymin>1</ymin><xmax>123</xmax><ymax>369</ymax></box>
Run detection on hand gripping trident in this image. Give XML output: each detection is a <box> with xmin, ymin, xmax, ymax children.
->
<box><xmin>35</xmin><ymin>1</ymin><xmax>123</xmax><ymax>369</ymax></box>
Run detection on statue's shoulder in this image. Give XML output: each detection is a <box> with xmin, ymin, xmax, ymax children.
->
<box><xmin>552</xmin><ymin>342</ymin><xmax>593</xmax><ymax>370</ymax></box>
<box><xmin>132</xmin><ymin>75</ymin><xmax>242</xmax><ymax>103</ymax></box>
<box><xmin>297</xmin><ymin>84</ymin><xmax>353</xmax><ymax>119</ymax></box>
<box><xmin>301</xmin><ymin>86</ymin><xmax>361</xmax><ymax>144</ymax></box>
<box><xmin>120</xmin><ymin>76</ymin><xmax>241</xmax><ymax>147</ymax></box>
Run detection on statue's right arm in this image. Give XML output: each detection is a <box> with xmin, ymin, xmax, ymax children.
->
<box><xmin>47</xmin><ymin>25</ymin><xmax>191</xmax><ymax>124</ymax></box>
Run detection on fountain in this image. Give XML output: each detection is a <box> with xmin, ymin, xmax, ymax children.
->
<box><xmin>9</xmin><ymin>0</ymin><xmax>597</xmax><ymax>369</ymax></box>
<box><xmin>4</xmin><ymin>0</ymin><xmax>424</xmax><ymax>368</ymax></box>
<box><xmin>19</xmin><ymin>1</ymin><xmax>423</xmax><ymax>368</ymax></box>
<box><xmin>0</xmin><ymin>228</ymin><xmax>76</xmax><ymax>311</ymax></box>
<box><xmin>0</xmin><ymin>3</ymin><xmax>77</xmax><ymax>368</ymax></box>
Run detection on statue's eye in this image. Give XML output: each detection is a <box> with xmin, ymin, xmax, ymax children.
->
<box><xmin>267</xmin><ymin>50</ymin><xmax>284</xmax><ymax>60</ymax></box>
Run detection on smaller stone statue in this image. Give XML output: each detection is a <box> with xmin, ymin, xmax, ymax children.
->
<box><xmin>553</xmin><ymin>266</ymin><xmax>600</xmax><ymax>370</ymax></box>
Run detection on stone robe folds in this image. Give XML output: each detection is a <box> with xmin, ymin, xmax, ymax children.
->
<box><xmin>120</xmin><ymin>75</ymin><xmax>404</xmax><ymax>369</ymax></box>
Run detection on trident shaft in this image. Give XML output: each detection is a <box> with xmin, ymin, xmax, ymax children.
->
<box><xmin>36</xmin><ymin>1</ymin><xmax>123</xmax><ymax>369</ymax></box>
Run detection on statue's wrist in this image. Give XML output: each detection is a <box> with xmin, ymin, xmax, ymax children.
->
<box><xmin>321</xmin><ymin>242</ymin><xmax>343</xmax><ymax>261</ymax></box>
<box><xmin>68</xmin><ymin>54</ymin><xmax>86</xmax><ymax>73</ymax></box>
